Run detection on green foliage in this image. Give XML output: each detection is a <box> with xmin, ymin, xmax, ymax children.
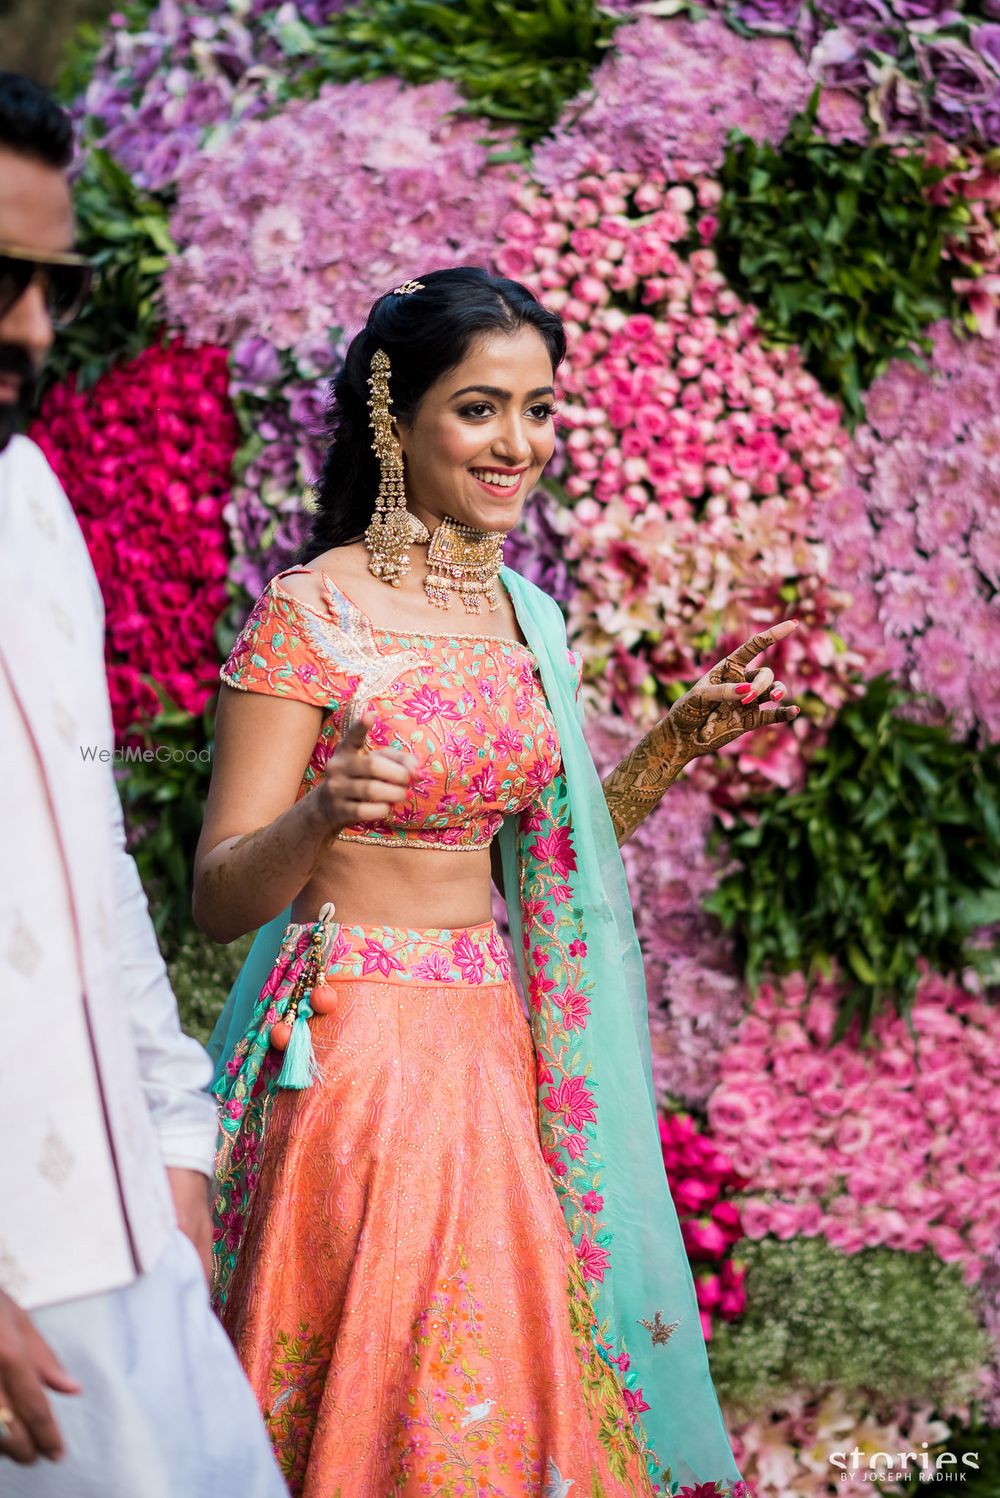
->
<box><xmin>43</xmin><ymin>149</ymin><xmax>173</xmax><ymax>393</ymax></box>
<box><xmin>713</xmin><ymin>92</ymin><xmax>971</xmax><ymax>419</ymax></box>
<box><xmin>288</xmin><ymin>0</ymin><xmax>620</xmax><ymax>150</ymax></box>
<box><xmin>118</xmin><ymin>685</ymin><xmax>217</xmax><ymax>940</ymax></box>
<box><xmin>705</xmin><ymin>676</ymin><xmax>1000</xmax><ymax>1038</ymax></box>
<box><xmin>709</xmin><ymin>1236</ymin><xmax>989</xmax><ymax>1419</ymax></box>
<box><xmin>167</xmin><ymin>925</ymin><xmax>255</xmax><ymax>1047</ymax></box>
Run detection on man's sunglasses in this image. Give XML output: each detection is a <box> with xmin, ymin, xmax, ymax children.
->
<box><xmin>0</xmin><ymin>243</ymin><xmax>94</xmax><ymax>327</ymax></box>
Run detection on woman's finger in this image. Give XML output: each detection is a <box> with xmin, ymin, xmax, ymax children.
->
<box><xmin>723</xmin><ymin>618</ymin><xmax>798</xmax><ymax>674</ymax></box>
<box><xmin>742</xmin><ymin>667</ymin><xmax>774</xmax><ymax>701</ymax></box>
<box><xmin>767</xmin><ymin>679</ymin><xmax>787</xmax><ymax>702</ymax></box>
<box><xmin>758</xmin><ymin>702</ymin><xmax>800</xmax><ymax>725</ymax></box>
<box><xmin>360</xmin><ymin>753</ymin><xmax>416</xmax><ymax>786</ymax></box>
<box><xmin>380</xmin><ymin>746</ymin><xmax>421</xmax><ymax>772</ymax></box>
<box><xmin>694</xmin><ymin>682</ymin><xmax>760</xmax><ymax>704</ymax></box>
<box><xmin>345</xmin><ymin>778</ymin><xmax>409</xmax><ymax>805</ymax></box>
<box><xmin>346</xmin><ymin>800</ymin><xmax>395</xmax><ymax>821</ymax></box>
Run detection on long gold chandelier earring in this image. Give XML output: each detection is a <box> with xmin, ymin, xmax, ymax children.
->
<box><xmin>364</xmin><ymin>348</ymin><xmax>429</xmax><ymax>587</ymax></box>
<box><xmin>425</xmin><ymin>516</ymin><xmax>506</xmax><ymax>614</ymax></box>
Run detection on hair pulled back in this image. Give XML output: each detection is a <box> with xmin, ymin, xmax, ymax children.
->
<box><xmin>301</xmin><ymin>265</ymin><xmax>567</xmax><ymax>556</ymax></box>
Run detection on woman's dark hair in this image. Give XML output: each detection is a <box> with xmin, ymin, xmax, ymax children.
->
<box><xmin>0</xmin><ymin>73</ymin><xmax>74</xmax><ymax>169</ymax></box>
<box><xmin>301</xmin><ymin>265</ymin><xmax>567</xmax><ymax>555</ymax></box>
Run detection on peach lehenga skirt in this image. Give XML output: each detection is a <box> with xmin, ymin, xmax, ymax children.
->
<box><xmin>218</xmin><ymin>918</ymin><xmax>656</xmax><ymax>1497</ymax></box>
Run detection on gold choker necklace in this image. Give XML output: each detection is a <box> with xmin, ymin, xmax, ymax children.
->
<box><xmin>423</xmin><ymin>514</ymin><xmax>506</xmax><ymax>613</ymax></box>
<box><xmin>366</xmin><ymin>508</ymin><xmax>506</xmax><ymax>614</ymax></box>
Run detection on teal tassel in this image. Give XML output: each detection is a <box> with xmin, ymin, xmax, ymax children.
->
<box><xmin>276</xmin><ymin>998</ymin><xmax>323</xmax><ymax>1089</ymax></box>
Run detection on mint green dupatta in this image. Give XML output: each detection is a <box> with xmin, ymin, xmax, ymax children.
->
<box><xmin>208</xmin><ymin>564</ymin><xmax>744</xmax><ymax>1497</ymax></box>
<box><xmin>494</xmin><ymin>568</ymin><xmax>743</xmax><ymax>1497</ymax></box>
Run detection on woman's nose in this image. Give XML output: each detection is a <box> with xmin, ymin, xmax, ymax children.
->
<box><xmin>492</xmin><ymin>416</ymin><xmax>533</xmax><ymax>463</ymax></box>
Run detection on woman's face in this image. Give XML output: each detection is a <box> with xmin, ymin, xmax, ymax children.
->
<box><xmin>393</xmin><ymin>325</ymin><xmax>558</xmax><ymax>535</ymax></box>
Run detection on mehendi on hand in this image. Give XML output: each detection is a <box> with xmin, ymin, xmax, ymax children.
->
<box><xmin>601</xmin><ymin>620</ymin><xmax>802</xmax><ymax>845</ymax></box>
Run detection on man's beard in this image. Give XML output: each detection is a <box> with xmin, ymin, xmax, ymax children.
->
<box><xmin>0</xmin><ymin>345</ymin><xmax>39</xmax><ymax>454</ymax></box>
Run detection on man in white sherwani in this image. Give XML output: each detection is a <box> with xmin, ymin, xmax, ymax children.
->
<box><xmin>0</xmin><ymin>72</ymin><xmax>286</xmax><ymax>1497</ymax></box>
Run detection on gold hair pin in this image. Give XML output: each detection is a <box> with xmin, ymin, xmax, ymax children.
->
<box><xmin>392</xmin><ymin>280</ymin><xmax>425</xmax><ymax>295</ymax></box>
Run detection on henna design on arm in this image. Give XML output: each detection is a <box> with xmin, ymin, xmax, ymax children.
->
<box><xmin>601</xmin><ymin>623</ymin><xmax>801</xmax><ymax>846</ymax></box>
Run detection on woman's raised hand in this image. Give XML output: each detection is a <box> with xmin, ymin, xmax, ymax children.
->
<box><xmin>316</xmin><ymin>711</ymin><xmax>420</xmax><ymax>832</ymax></box>
<box><xmin>666</xmin><ymin>618</ymin><xmax>801</xmax><ymax>758</ymax></box>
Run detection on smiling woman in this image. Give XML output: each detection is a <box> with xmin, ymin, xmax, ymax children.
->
<box><xmin>199</xmin><ymin>266</ymin><xmax>749</xmax><ymax>1497</ymax></box>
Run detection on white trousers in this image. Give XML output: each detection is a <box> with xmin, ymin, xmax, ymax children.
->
<box><xmin>4</xmin><ymin>1230</ymin><xmax>286</xmax><ymax>1497</ymax></box>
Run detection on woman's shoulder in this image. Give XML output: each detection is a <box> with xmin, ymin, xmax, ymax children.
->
<box><xmin>268</xmin><ymin>546</ymin><xmax>367</xmax><ymax>611</ymax></box>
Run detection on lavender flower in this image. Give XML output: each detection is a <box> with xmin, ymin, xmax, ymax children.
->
<box><xmin>164</xmin><ymin>78</ymin><xmax>525</xmax><ymax>358</ymax></box>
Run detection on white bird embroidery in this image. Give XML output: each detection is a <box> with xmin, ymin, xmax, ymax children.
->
<box><xmin>460</xmin><ymin>1397</ymin><xmax>495</xmax><ymax>1427</ymax></box>
<box><xmin>301</xmin><ymin>573</ymin><xmax>429</xmax><ymax>733</ymax></box>
<box><xmin>544</xmin><ymin>1457</ymin><xmax>575</xmax><ymax>1497</ymax></box>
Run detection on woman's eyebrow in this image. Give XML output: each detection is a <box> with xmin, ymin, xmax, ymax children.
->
<box><xmin>450</xmin><ymin>384</ymin><xmax>555</xmax><ymax>400</ymax></box>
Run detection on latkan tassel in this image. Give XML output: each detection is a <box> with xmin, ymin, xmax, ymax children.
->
<box><xmin>277</xmin><ymin>995</ymin><xmax>324</xmax><ymax>1089</ymax></box>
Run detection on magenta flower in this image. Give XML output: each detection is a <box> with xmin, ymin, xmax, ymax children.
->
<box><xmin>527</xmin><ymin>825</ymin><xmax>578</xmax><ymax>881</ymax></box>
<box><xmin>392</xmin><ymin>685</ymin><xmax>459</xmax><ymax>727</ymax></box>
<box><xmin>358</xmin><ymin>939</ymin><xmax>406</xmax><ymax>977</ymax></box>
<box><xmin>31</xmin><ymin>341</ymin><xmax>236</xmax><ymax>739</ymax></box>
<box><xmin>452</xmin><ymin>932</ymin><xmax>486</xmax><ymax>985</ymax></box>
<box><xmin>575</xmin><ymin>1234</ymin><xmax>612</xmax><ymax>1283</ymax></box>
<box><xmin>543</xmin><ymin>1075</ymin><xmax>598</xmax><ymax>1131</ymax></box>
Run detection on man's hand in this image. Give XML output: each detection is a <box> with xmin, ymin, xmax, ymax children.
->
<box><xmin>166</xmin><ymin>1167</ymin><xmax>214</xmax><ymax>1284</ymax></box>
<box><xmin>0</xmin><ymin>1289</ymin><xmax>81</xmax><ymax>1464</ymax></box>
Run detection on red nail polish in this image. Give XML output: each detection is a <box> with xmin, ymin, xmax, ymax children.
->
<box><xmin>772</xmin><ymin>688</ymin><xmax>786</xmax><ymax>701</ymax></box>
<box><xmin>736</xmin><ymin>685</ymin><xmax>754</xmax><ymax>702</ymax></box>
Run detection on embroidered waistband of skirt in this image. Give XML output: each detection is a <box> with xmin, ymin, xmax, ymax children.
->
<box><xmin>284</xmin><ymin>917</ymin><xmax>513</xmax><ymax>986</ymax></box>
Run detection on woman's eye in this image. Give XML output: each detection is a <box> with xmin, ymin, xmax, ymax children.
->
<box><xmin>459</xmin><ymin>402</ymin><xmax>560</xmax><ymax>420</ymax></box>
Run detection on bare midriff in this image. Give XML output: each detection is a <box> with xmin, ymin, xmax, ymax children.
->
<box><xmin>289</xmin><ymin>836</ymin><xmax>496</xmax><ymax>929</ymax></box>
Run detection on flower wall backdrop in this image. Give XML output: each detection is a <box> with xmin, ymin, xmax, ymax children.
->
<box><xmin>38</xmin><ymin>1</ymin><xmax>1000</xmax><ymax>1491</ymax></box>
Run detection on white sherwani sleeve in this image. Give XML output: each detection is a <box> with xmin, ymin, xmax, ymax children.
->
<box><xmin>104</xmin><ymin>762</ymin><xmax>219</xmax><ymax>1178</ymax></box>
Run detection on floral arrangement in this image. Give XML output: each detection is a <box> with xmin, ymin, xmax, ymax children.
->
<box><xmin>585</xmin><ymin>712</ymin><xmax>745</xmax><ymax>1108</ymax></box>
<box><xmin>708</xmin><ymin>969</ymin><xmax>1000</xmax><ymax>1285</ymax></box>
<box><xmin>710</xmin><ymin>1234</ymin><xmax>989</xmax><ymax>1423</ymax></box>
<box><xmin>927</xmin><ymin>136</ymin><xmax>1000</xmax><ymax>336</ymax></box>
<box><xmin>74</xmin><ymin>0</ymin><xmax>347</xmax><ymax>193</ymax></box>
<box><xmin>533</xmin><ymin>14</ymin><xmax>865</xmax><ymax>187</ymax></box>
<box><xmin>706</xmin><ymin>675</ymin><xmax>1000</xmax><ymax>1032</ymax></box>
<box><xmin>822</xmin><ymin>320</ymin><xmax>1000</xmax><ymax>741</ymax></box>
<box><xmin>659</xmin><ymin>1111</ymin><xmax>749</xmax><ymax>1339</ymax></box>
<box><xmin>41</xmin><ymin>0</ymin><xmax>1000</xmax><ymax>1485</ymax></box>
<box><xmin>702</xmin><ymin>0</ymin><xmax>1000</xmax><ymax>148</ymax></box>
<box><xmin>728</xmin><ymin>1391</ymin><xmax>956</xmax><ymax>1497</ymax></box>
<box><xmin>713</xmin><ymin>105</ymin><xmax>971</xmax><ymax>412</ymax></box>
<box><xmin>164</xmin><ymin>77</ymin><xmax>524</xmax><ymax>359</ymax></box>
<box><xmin>31</xmin><ymin>339</ymin><xmax>236</xmax><ymax>738</ymax></box>
<box><xmin>495</xmin><ymin>165</ymin><xmax>861</xmax><ymax>775</ymax></box>
<box><xmin>224</xmin><ymin>337</ymin><xmax>335</xmax><ymax>597</ymax></box>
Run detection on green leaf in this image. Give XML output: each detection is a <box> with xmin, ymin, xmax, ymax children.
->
<box><xmin>707</xmin><ymin>678</ymin><xmax>1000</xmax><ymax>1040</ymax></box>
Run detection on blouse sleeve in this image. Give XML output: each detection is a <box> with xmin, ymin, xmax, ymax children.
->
<box><xmin>220</xmin><ymin>580</ymin><xmax>354</xmax><ymax>712</ymax></box>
